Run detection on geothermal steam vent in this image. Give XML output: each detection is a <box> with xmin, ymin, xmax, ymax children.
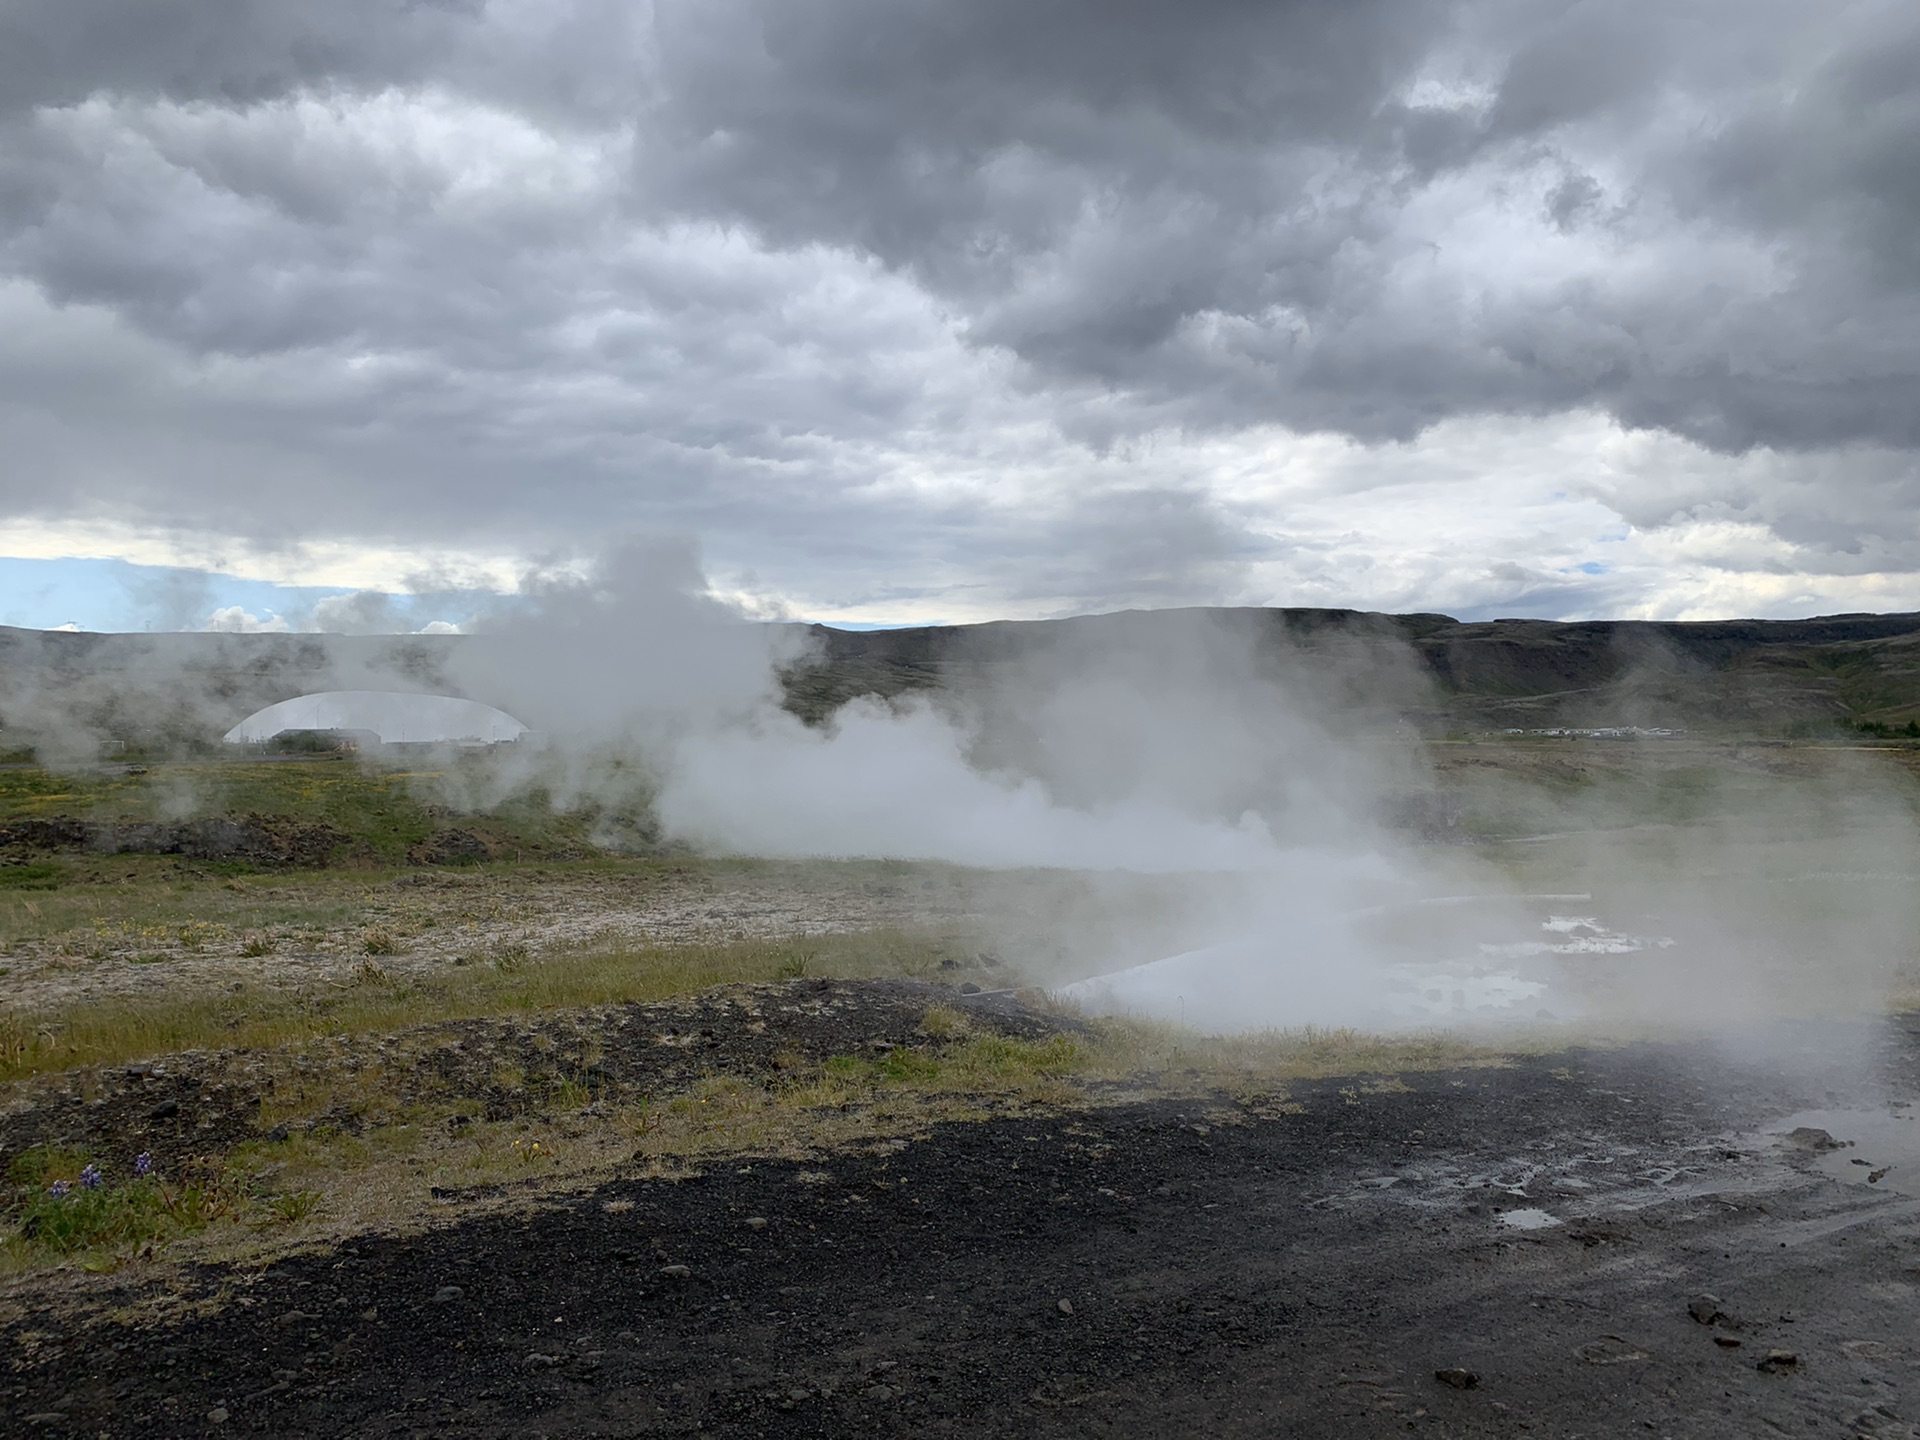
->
<box><xmin>224</xmin><ymin>691</ymin><xmax>527</xmax><ymax>746</ymax></box>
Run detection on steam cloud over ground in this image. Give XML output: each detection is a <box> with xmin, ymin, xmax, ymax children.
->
<box><xmin>454</xmin><ymin>543</ymin><xmax>1919</xmax><ymax>1040</ymax></box>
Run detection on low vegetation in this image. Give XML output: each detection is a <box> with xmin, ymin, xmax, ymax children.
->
<box><xmin>0</xmin><ymin>754</ymin><xmax>639</xmax><ymax>864</ymax></box>
<box><xmin>0</xmin><ymin>929</ymin><xmax>963</xmax><ymax>1084</ymax></box>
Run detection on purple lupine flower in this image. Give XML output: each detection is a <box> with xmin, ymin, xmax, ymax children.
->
<box><xmin>133</xmin><ymin>1152</ymin><xmax>152</xmax><ymax>1177</ymax></box>
<box><xmin>47</xmin><ymin>1180</ymin><xmax>71</xmax><ymax>1198</ymax></box>
<box><xmin>79</xmin><ymin>1164</ymin><xmax>103</xmax><ymax>1190</ymax></box>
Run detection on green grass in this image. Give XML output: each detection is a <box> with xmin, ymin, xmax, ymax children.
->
<box><xmin>0</xmin><ymin>756</ymin><xmax>632</xmax><ymax>863</ymax></box>
<box><xmin>0</xmin><ymin>863</ymin><xmax>62</xmax><ymax>891</ymax></box>
<box><xmin>0</xmin><ymin>861</ymin><xmax>393</xmax><ymax>952</ymax></box>
<box><xmin>2</xmin><ymin>1144</ymin><xmax>320</xmax><ymax>1271</ymax></box>
<box><xmin>0</xmin><ymin>928</ymin><xmax>965</xmax><ymax>1083</ymax></box>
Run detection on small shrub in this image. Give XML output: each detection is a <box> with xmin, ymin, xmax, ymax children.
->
<box><xmin>918</xmin><ymin>1006</ymin><xmax>972</xmax><ymax>1039</ymax></box>
<box><xmin>550</xmin><ymin>1072</ymin><xmax>595</xmax><ymax>1110</ymax></box>
<box><xmin>239</xmin><ymin>932</ymin><xmax>276</xmax><ymax>957</ymax></box>
<box><xmin>774</xmin><ymin>947</ymin><xmax>814</xmax><ymax>981</ymax></box>
<box><xmin>259</xmin><ymin>1190</ymin><xmax>322</xmax><ymax>1226</ymax></box>
<box><xmin>877</xmin><ymin>1047</ymin><xmax>942</xmax><ymax>1083</ymax></box>
<box><xmin>2</xmin><ymin>1149</ymin><xmax>224</xmax><ymax>1258</ymax></box>
<box><xmin>361</xmin><ymin>927</ymin><xmax>400</xmax><ymax>957</ymax></box>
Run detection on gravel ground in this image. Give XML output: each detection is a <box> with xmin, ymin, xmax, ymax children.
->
<box><xmin>7</xmin><ymin>1001</ymin><xmax>1920</xmax><ymax>1438</ymax></box>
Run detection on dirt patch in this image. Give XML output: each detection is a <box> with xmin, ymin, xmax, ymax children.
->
<box><xmin>0</xmin><ymin>815</ymin><xmax>347</xmax><ymax>869</ymax></box>
<box><xmin>0</xmin><ymin>862</ymin><xmax>1000</xmax><ymax>1012</ymax></box>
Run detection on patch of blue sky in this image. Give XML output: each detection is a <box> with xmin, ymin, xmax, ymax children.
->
<box><xmin>0</xmin><ymin>556</ymin><xmax>361</xmax><ymax>632</ymax></box>
<box><xmin>0</xmin><ymin>556</ymin><xmax>509</xmax><ymax>633</ymax></box>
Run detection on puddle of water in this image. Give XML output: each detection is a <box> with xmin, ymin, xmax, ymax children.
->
<box><xmin>1060</xmin><ymin>904</ymin><xmax>1675</xmax><ymax>1033</ymax></box>
<box><xmin>1498</xmin><ymin>1207</ymin><xmax>1562</xmax><ymax>1230</ymax></box>
<box><xmin>1767</xmin><ymin>1105</ymin><xmax>1920</xmax><ymax>1197</ymax></box>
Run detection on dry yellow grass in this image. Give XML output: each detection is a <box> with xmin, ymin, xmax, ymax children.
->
<box><xmin>0</xmin><ymin>929</ymin><xmax>953</xmax><ymax>1084</ymax></box>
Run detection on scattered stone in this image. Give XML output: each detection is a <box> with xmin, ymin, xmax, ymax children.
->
<box><xmin>524</xmin><ymin>1353</ymin><xmax>562</xmax><ymax>1368</ymax></box>
<box><xmin>1687</xmin><ymin>1295</ymin><xmax>1724</xmax><ymax>1325</ymax></box>
<box><xmin>432</xmin><ymin>1286</ymin><xmax>464</xmax><ymax>1304</ymax></box>
<box><xmin>1057</xmin><ymin>1299</ymin><xmax>1075</xmax><ymax>1315</ymax></box>
<box><xmin>868</xmin><ymin>1039</ymin><xmax>895</xmax><ymax>1053</ymax></box>
<box><xmin>147</xmin><ymin>1098</ymin><xmax>180</xmax><ymax>1120</ymax></box>
<box><xmin>1575</xmin><ymin>1336</ymin><xmax>1649</xmax><ymax>1365</ymax></box>
<box><xmin>265</xmin><ymin>1124</ymin><xmax>290</xmax><ymax>1142</ymax></box>
<box><xmin>958</xmin><ymin>982</ymin><xmax>983</xmax><ymax>995</ymax></box>
<box><xmin>23</xmin><ymin>1416</ymin><xmax>66</xmax><ymax>1427</ymax></box>
<box><xmin>1781</xmin><ymin>1127</ymin><xmax>1844</xmax><ymax>1152</ymax></box>
<box><xmin>273</xmin><ymin>1310</ymin><xmax>315</xmax><ymax>1328</ymax></box>
<box><xmin>1713</xmin><ymin>1336</ymin><xmax>1742</xmax><ymax>1349</ymax></box>
<box><xmin>208</xmin><ymin>1408</ymin><xmax>229</xmax><ymax>1424</ymax></box>
<box><xmin>659</xmin><ymin>1264</ymin><xmax>693</xmax><ymax>1278</ymax></box>
<box><xmin>744</xmin><ymin>1216</ymin><xmax>768</xmax><ymax>1230</ymax></box>
<box><xmin>1869</xmin><ymin>1167</ymin><xmax>1891</xmax><ymax>1184</ymax></box>
<box><xmin>1435</xmin><ymin>1367</ymin><xmax>1480</xmax><ymax>1390</ymax></box>
<box><xmin>1852</xmin><ymin>1157</ymin><xmax>1873</xmax><ymax>1166</ymax></box>
<box><xmin>1757</xmin><ymin>1349</ymin><xmax>1799</xmax><ymax>1374</ymax></box>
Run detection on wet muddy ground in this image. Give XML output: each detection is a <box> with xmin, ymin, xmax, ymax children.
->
<box><xmin>8</xmin><ymin>1008</ymin><xmax>1920</xmax><ymax>1438</ymax></box>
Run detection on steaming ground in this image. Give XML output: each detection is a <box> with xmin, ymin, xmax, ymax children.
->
<box><xmin>8</xmin><ymin>569</ymin><xmax>1920</xmax><ymax>1433</ymax></box>
<box><xmin>6</xmin><ymin>749</ymin><xmax>1920</xmax><ymax>1436</ymax></box>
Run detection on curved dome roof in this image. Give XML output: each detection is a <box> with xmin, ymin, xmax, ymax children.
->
<box><xmin>224</xmin><ymin>690</ymin><xmax>527</xmax><ymax>745</ymax></box>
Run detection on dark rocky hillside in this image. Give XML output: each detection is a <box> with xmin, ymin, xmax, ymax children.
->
<box><xmin>5</xmin><ymin>607</ymin><xmax>1920</xmax><ymax>755</ymax></box>
<box><xmin>784</xmin><ymin>607</ymin><xmax>1920</xmax><ymax>735</ymax></box>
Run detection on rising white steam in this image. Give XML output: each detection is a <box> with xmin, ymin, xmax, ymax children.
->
<box><xmin>463</xmin><ymin>539</ymin><xmax>1918</xmax><ymax>1039</ymax></box>
<box><xmin>657</xmin><ymin>698</ymin><xmax>1286</xmax><ymax>873</ymax></box>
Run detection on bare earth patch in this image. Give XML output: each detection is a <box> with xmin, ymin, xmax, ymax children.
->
<box><xmin>2</xmin><ymin>861</ymin><xmax>994</xmax><ymax>1012</ymax></box>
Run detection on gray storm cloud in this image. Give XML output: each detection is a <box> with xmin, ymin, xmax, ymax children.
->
<box><xmin>1</xmin><ymin>0</ymin><xmax>1917</xmax><ymax>618</ymax></box>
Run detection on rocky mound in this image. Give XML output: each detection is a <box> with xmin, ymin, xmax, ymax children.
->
<box><xmin>0</xmin><ymin>814</ymin><xmax>347</xmax><ymax>868</ymax></box>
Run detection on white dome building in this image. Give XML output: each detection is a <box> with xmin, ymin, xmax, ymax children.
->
<box><xmin>224</xmin><ymin>691</ymin><xmax>528</xmax><ymax>747</ymax></box>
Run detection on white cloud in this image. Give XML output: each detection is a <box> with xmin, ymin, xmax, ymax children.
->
<box><xmin>204</xmin><ymin>605</ymin><xmax>290</xmax><ymax>633</ymax></box>
<box><xmin>2</xmin><ymin>1</ymin><xmax>1917</xmax><ymax>624</ymax></box>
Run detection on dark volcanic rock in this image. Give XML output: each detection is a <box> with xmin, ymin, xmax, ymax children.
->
<box><xmin>0</xmin><ymin>814</ymin><xmax>346</xmax><ymax>867</ymax></box>
<box><xmin>408</xmin><ymin>828</ymin><xmax>493</xmax><ymax>866</ymax></box>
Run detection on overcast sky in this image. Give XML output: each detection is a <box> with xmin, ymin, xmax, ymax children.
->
<box><xmin>3</xmin><ymin>0</ymin><xmax>1917</xmax><ymax>630</ymax></box>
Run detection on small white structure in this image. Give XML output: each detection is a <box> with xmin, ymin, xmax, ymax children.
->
<box><xmin>224</xmin><ymin>691</ymin><xmax>527</xmax><ymax>747</ymax></box>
